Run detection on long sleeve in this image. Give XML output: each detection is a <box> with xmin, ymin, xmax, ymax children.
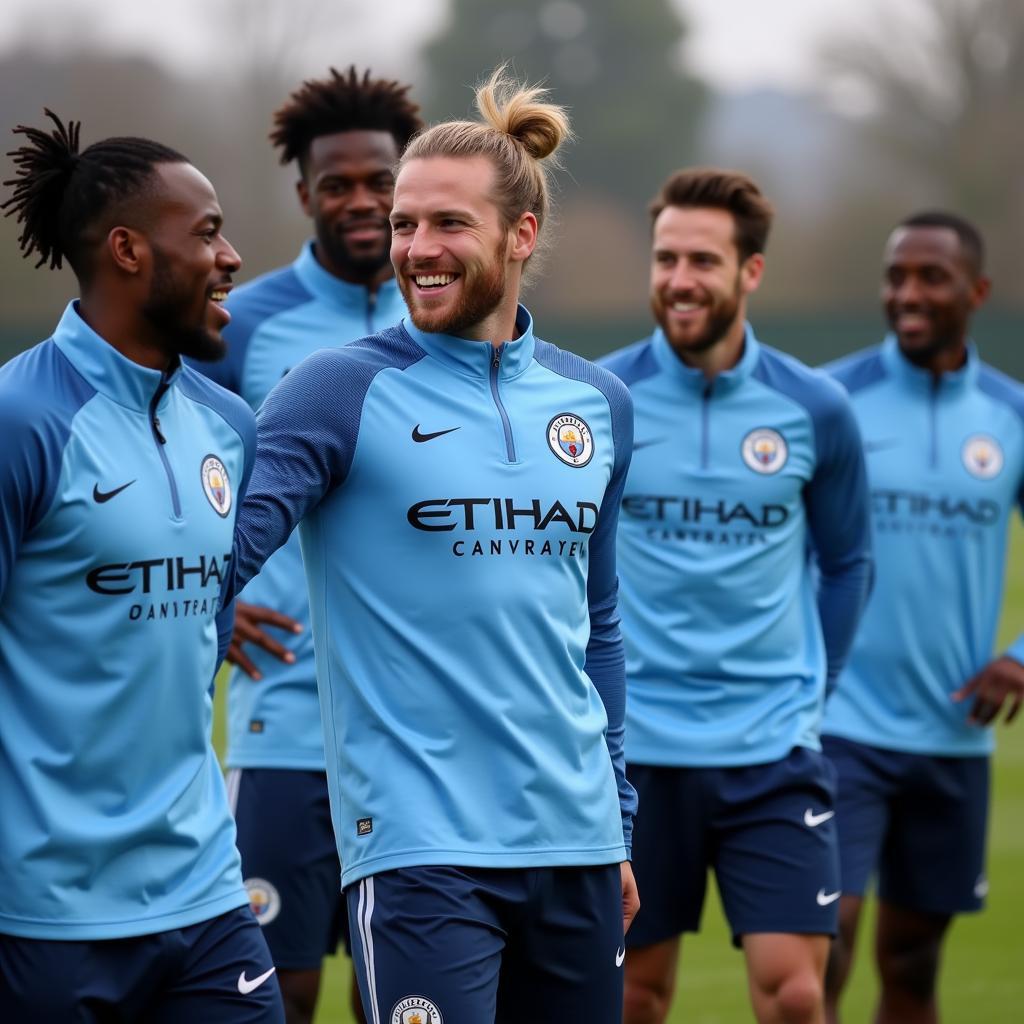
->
<box><xmin>584</xmin><ymin>379</ymin><xmax>638</xmax><ymax>855</ymax></box>
<box><xmin>805</xmin><ymin>389</ymin><xmax>874</xmax><ymax>694</ymax></box>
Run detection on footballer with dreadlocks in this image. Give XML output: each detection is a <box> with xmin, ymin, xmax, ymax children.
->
<box><xmin>0</xmin><ymin>113</ymin><xmax>284</xmax><ymax>1020</ymax></box>
<box><xmin>185</xmin><ymin>66</ymin><xmax>422</xmax><ymax>1024</ymax></box>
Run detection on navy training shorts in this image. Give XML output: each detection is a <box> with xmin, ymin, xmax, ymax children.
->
<box><xmin>626</xmin><ymin>746</ymin><xmax>840</xmax><ymax>948</ymax></box>
<box><xmin>0</xmin><ymin>906</ymin><xmax>283</xmax><ymax>1022</ymax></box>
<box><xmin>347</xmin><ymin>863</ymin><xmax>625</xmax><ymax>1024</ymax></box>
<box><xmin>822</xmin><ymin>734</ymin><xmax>989</xmax><ymax>915</ymax></box>
<box><xmin>227</xmin><ymin>767</ymin><xmax>349</xmax><ymax>969</ymax></box>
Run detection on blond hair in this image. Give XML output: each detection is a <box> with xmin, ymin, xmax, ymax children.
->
<box><xmin>400</xmin><ymin>66</ymin><xmax>572</xmax><ymax>279</ymax></box>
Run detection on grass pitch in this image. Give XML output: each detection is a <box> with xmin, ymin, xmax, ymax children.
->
<box><xmin>216</xmin><ymin>523</ymin><xmax>1024</xmax><ymax>1023</ymax></box>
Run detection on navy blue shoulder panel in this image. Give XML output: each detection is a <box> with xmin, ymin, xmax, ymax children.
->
<box><xmin>176</xmin><ymin>366</ymin><xmax>258</xmax><ymax>498</ymax></box>
<box><xmin>754</xmin><ymin>345</ymin><xmax>857</xmax><ymax>457</ymax></box>
<box><xmin>977</xmin><ymin>363</ymin><xmax>1024</xmax><ymax>428</ymax></box>
<box><xmin>597</xmin><ymin>336</ymin><xmax>660</xmax><ymax>390</ymax></box>
<box><xmin>822</xmin><ymin>345</ymin><xmax>888</xmax><ymax>395</ymax></box>
<box><xmin>191</xmin><ymin>266</ymin><xmax>313</xmax><ymax>392</ymax></box>
<box><xmin>0</xmin><ymin>339</ymin><xmax>96</xmax><ymax>587</ymax></box>
<box><xmin>261</xmin><ymin>323</ymin><xmax>426</xmax><ymax>490</ymax></box>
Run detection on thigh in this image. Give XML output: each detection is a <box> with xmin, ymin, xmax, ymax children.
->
<box><xmin>151</xmin><ymin>907</ymin><xmax>283</xmax><ymax>1024</ymax></box>
<box><xmin>880</xmin><ymin>754</ymin><xmax>990</xmax><ymax>915</ymax></box>
<box><xmin>232</xmin><ymin>768</ymin><xmax>346</xmax><ymax>969</ymax></box>
<box><xmin>497</xmin><ymin>864</ymin><xmax>624</xmax><ymax>1024</ymax></box>
<box><xmin>822</xmin><ymin>735</ymin><xmax>895</xmax><ymax>898</ymax></box>
<box><xmin>0</xmin><ymin>932</ymin><xmax>160</xmax><ymax>1023</ymax></box>
<box><xmin>346</xmin><ymin>866</ymin><xmax>507</xmax><ymax>1024</ymax></box>
<box><xmin>624</xmin><ymin>763</ymin><xmax>710</xmax><ymax>947</ymax></box>
<box><xmin>714</xmin><ymin>748</ymin><xmax>841</xmax><ymax>946</ymax></box>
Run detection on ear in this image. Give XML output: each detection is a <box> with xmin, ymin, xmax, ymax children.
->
<box><xmin>508</xmin><ymin>211</ymin><xmax>538</xmax><ymax>265</ymax></box>
<box><xmin>739</xmin><ymin>252</ymin><xmax>765</xmax><ymax>295</ymax></box>
<box><xmin>297</xmin><ymin>178</ymin><xmax>312</xmax><ymax>218</ymax></box>
<box><xmin>106</xmin><ymin>226</ymin><xmax>148</xmax><ymax>276</ymax></box>
<box><xmin>969</xmin><ymin>274</ymin><xmax>992</xmax><ymax>310</ymax></box>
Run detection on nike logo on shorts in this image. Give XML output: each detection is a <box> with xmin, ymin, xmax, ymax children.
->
<box><xmin>816</xmin><ymin>889</ymin><xmax>841</xmax><ymax>906</ymax></box>
<box><xmin>412</xmin><ymin>424</ymin><xmax>460</xmax><ymax>443</ymax></box>
<box><xmin>237</xmin><ymin>966</ymin><xmax>276</xmax><ymax>995</ymax></box>
<box><xmin>616</xmin><ymin>946</ymin><xmax>626</xmax><ymax>967</ymax></box>
<box><xmin>804</xmin><ymin>808</ymin><xmax>835</xmax><ymax>827</ymax></box>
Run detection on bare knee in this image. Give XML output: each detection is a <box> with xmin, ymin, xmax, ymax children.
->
<box><xmin>773</xmin><ymin>971</ymin><xmax>824</xmax><ymax>1023</ymax></box>
<box><xmin>623</xmin><ymin>972</ymin><xmax>675</xmax><ymax>1024</ymax></box>
<box><xmin>878</xmin><ymin>938</ymin><xmax>942</xmax><ymax>1003</ymax></box>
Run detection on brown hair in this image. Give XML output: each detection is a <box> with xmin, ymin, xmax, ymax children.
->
<box><xmin>650</xmin><ymin>168</ymin><xmax>774</xmax><ymax>261</ymax></box>
<box><xmin>399</xmin><ymin>66</ymin><xmax>572</xmax><ymax>279</ymax></box>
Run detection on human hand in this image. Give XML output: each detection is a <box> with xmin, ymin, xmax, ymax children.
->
<box><xmin>225</xmin><ymin>601</ymin><xmax>303</xmax><ymax>680</ymax></box>
<box><xmin>951</xmin><ymin>655</ymin><xmax>1024</xmax><ymax>726</ymax></box>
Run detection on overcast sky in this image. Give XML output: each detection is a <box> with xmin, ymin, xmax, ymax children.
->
<box><xmin>2</xmin><ymin>0</ymin><xmax>881</xmax><ymax>93</ymax></box>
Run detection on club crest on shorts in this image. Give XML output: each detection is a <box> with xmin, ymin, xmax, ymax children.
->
<box><xmin>547</xmin><ymin>413</ymin><xmax>594</xmax><ymax>467</ymax></box>
<box><xmin>244</xmin><ymin>878</ymin><xmax>281</xmax><ymax>926</ymax></box>
<box><xmin>391</xmin><ymin>995</ymin><xmax>443</xmax><ymax>1024</ymax></box>
<box><xmin>962</xmin><ymin>434</ymin><xmax>1003</xmax><ymax>479</ymax></box>
<box><xmin>741</xmin><ymin>428</ymin><xmax>788</xmax><ymax>474</ymax></box>
<box><xmin>201</xmin><ymin>454</ymin><xmax>231</xmax><ymax>516</ymax></box>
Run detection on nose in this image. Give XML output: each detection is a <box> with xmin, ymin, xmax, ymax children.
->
<box><xmin>406</xmin><ymin>224</ymin><xmax>442</xmax><ymax>263</ymax></box>
<box><xmin>668</xmin><ymin>260</ymin><xmax>697</xmax><ymax>293</ymax></box>
<box><xmin>217</xmin><ymin>236</ymin><xmax>242</xmax><ymax>274</ymax></box>
<box><xmin>346</xmin><ymin>182</ymin><xmax>378</xmax><ymax>213</ymax></box>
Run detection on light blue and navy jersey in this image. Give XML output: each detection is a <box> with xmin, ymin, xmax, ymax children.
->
<box><xmin>190</xmin><ymin>242</ymin><xmax>406</xmax><ymax>770</ymax></box>
<box><xmin>600</xmin><ymin>326</ymin><xmax>872</xmax><ymax>767</ymax></box>
<box><xmin>229</xmin><ymin>307</ymin><xmax>636</xmax><ymax>887</ymax></box>
<box><xmin>824</xmin><ymin>335</ymin><xmax>1024</xmax><ymax>756</ymax></box>
<box><xmin>0</xmin><ymin>302</ymin><xmax>255</xmax><ymax>940</ymax></box>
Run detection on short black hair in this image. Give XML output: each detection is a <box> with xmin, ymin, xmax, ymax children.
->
<box><xmin>898</xmin><ymin>210</ymin><xmax>985</xmax><ymax>277</ymax></box>
<box><xmin>2</xmin><ymin>108</ymin><xmax>187</xmax><ymax>281</ymax></box>
<box><xmin>270</xmin><ymin>66</ymin><xmax>423</xmax><ymax>174</ymax></box>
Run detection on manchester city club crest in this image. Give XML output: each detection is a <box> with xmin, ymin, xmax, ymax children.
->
<box><xmin>961</xmin><ymin>434</ymin><xmax>1003</xmax><ymax>479</ymax></box>
<box><xmin>391</xmin><ymin>995</ymin><xmax>443</xmax><ymax>1024</ymax></box>
<box><xmin>547</xmin><ymin>413</ymin><xmax>594</xmax><ymax>468</ymax></box>
<box><xmin>244</xmin><ymin>877</ymin><xmax>281</xmax><ymax>927</ymax></box>
<box><xmin>201</xmin><ymin>454</ymin><xmax>232</xmax><ymax>517</ymax></box>
<box><xmin>741</xmin><ymin>428</ymin><xmax>788</xmax><ymax>475</ymax></box>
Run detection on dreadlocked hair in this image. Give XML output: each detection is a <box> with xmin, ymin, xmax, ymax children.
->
<box><xmin>270</xmin><ymin>66</ymin><xmax>423</xmax><ymax>172</ymax></box>
<box><xmin>2</xmin><ymin>108</ymin><xmax>186</xmax><ymax>276</ymax></box>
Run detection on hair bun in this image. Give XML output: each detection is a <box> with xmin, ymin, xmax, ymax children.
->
<box><xmin>475</xmin><ymin>66</ymin><xmax>572</xmax><ymax>162</ymax></box>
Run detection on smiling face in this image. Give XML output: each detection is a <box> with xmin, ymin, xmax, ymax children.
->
<box><xmin>882</xmin><ymin>225</ymin><xmax>989</xmax><ymax>366</ymax></box>
<box><xmin>139</xmin><ymin>161</ymin><xmax>241</xmax><ymax>362</ymax></box>
<box><xmin>649</xmin><ymin>205</ymin><xmax>763</xmax><ymax>360</ymax></box>
<box><xmin>299</xmin><ymin>129</ymin><xmax>400</xmax><ymax>286</ymax></box>
<box><xmin>390</xmin><ymin>155</ymin><xmax>534</xmax><ymax>340</ymax></box>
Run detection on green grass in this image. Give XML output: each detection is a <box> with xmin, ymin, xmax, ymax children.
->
<box><xmin>215</xmin><ymin>523</ymin><xmax>1024</xmax><ymax>1023</ymax></box>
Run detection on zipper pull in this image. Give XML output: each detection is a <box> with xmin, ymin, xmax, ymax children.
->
<box><xmin>493</xmin><ymin>345</ymin><xmax>501</xmax><ymax>369</ymax></box>
<box><xmin>152</xmin><ymin>414</ymin><xmax>166</xmax><ymax>444</ymax></box>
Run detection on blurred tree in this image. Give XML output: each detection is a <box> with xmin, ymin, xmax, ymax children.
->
<box><xmin>820</xmin><ymin>0</ymin><xmax>1024</xmax><ymax>303</ymax></box>
<box><xmin>421</xmin><ymin>0</ymin><xmax>706</xmax><ymax>209</ymax></box>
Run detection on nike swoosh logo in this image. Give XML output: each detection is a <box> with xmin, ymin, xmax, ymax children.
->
<box><xmin>816</xmin><ymin>889</ymin><xmax>841</xmax><ymax>906</ymax></box>
<box><xmin>237</xmin><ymin>966</ymin><xmax>276</xmax><ymax>995</ymax></box>
<box><xmin>863</xmin><ymin>439</ymin><xmax>900</xmax><ymax>453</ymax></box>
<box><xmin>616</xmin><ymin>946</ymin><xmax>626</xmax><ymax>967</ymax></box>
<box><xmin>632</xmin><ymin>438</ymin><xmax>664</xmax><ymax>451</ymax></box>
<box><xmin>804</xmin><ymin>808</ymin><xmax>835</xmax><ymax>827</ymax></box>
<box><xmin>412</xmin><ymin>424</ymin><xmax>460</xmax><ymax>443</ymax></box>
<box><xmin>93</xmin><ymin>480</ymin><xmax>136</xmax><ymax>503</ymax></box>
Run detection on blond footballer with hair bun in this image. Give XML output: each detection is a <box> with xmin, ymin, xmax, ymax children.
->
<box><xmin>230</xmin><ymin>67</ymin><xmax>639</xmax><ymax>1022</ymax></box>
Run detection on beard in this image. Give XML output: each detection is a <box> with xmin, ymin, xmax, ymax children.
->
<box><xmin>317</xmin><ymin>217</ymin><xmax>393</xmax><ymax>283</ymax></box>
<box><xmin>141</xmin><ymin>245</ymin><xmax>226</xmax><ymax>363</ymax></box>
<box><xmin>402</xmin><ymin>241</ymin><xmax>507</xmax><ymax>337</ymax></box>
<box><xmin>655</xmin><ymin>273</ymin><xmax>743</xmax><ymax>355</ymax></box>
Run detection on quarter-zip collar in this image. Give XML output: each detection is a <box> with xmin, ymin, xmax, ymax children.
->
<box><xmin>294</xmin><ymin>240</ymin><xmax>403</xmax><ymax>317</ymax></box>
<box><xmin>651</xmin><ymin>321</ymin><xmax>761</xmax><ymax>396</ymax></box>
<box><xmin>403</xmin><ymin>304</ymin><xmax>536</xmax><ymax>382</ymax></box>
<box><xmin>52</xmin><ymin>301</ymin><xmax>179</xmax><ymax>414</ymax></box>
<box><xmin>881</xmin><ymin>333</ymin><xmax>978</xmax><ymax>395</ymax></box>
